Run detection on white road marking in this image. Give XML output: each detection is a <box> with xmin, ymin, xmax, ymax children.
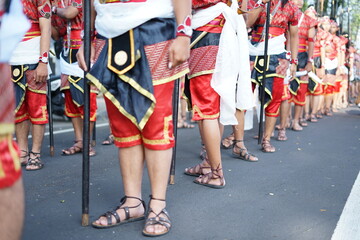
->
<box><xmin>331</xmin><ymin>171</ymin><xmax>360</xmax><ymax>240</ymax></box>
<box><xmin>24</xmin><ymin>122</ymin><xmax>109</xmax><ymax>139</ymax></box>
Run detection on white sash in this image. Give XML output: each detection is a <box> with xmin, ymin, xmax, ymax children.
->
<box><xmin>193</xmin><ymin>2</ymin><xmax>255</xmax><ymax>125</ymax></box>
<box><xmin>94</xmin><ymin>0</ymin><xmax>174</xmax><ymax>39</ymax></box>
<box><xmin>9</xmin><ymin>37</ymin><xmax>40</xmax><ymax>65</ymax></box>
<box><xmin>60</xmin><ymin>54</ymin><xmax>84</xmax><ymax>78</ymax></box>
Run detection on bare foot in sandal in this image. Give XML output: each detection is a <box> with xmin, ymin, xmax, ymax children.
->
<box><xmin>193</xmin><ymin>166</ymin><xmax>225</xmax><ymax>189</ymax></box>
<box><xmin>143</xmin><ymin>196</ymin><xmax>171</xmax><ymax>237</ymax></box>
<box><xmin>232</xmin><ymin>140</ymin><xmax>258</xmax><ymax>162</ymax></box>
<box><xmin>26</xmin><ymin>151</ymin><xmax>44</xmax><ymax>171</ymax></box>
<box><xmin>277</xmin><ymin>128</ymin><xmax>287</xmax><ymax>141</ymax></box>
<box><xmin>102</xmin><ymin>134</ymin><xmax>114</xmax><ymax>145</ymax></box>
<box><xmin>92</xmin><ymin>196</ymin><xmax>145</xmax><ymax>229</ymax></box>
<box><xmin>62</xmin><ymin>140</ymin><xmax>82</xmax><ymax>155</ymax></box>
<box><xmin>184</xmin><ymin>159</ymin><xmax>211</xmax><ymax>177</ymax></box>
<box><xmin>221</xmin><ymin>133</ymin><xmax>234</xmax><ymax>149</ymax></box>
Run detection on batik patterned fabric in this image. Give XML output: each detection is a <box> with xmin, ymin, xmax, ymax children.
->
<box><xmin>0</xmin><ymin>64</ymin><xmax>21</xmax><ymax>189</ymax></box>
<box><xmin>192</xmin><ymin>0</ymin><xmax>227</xmax><ymax>9</ymax></box>
<box><xmin>22</xmin><ymin>0</ymin><xmax>47</xmax><ymax>22</ymax></box>
<box><xmin>313</xmin><ymin>28</ymin><xmax>329</xmax><ymax>58</ymax></box>
<box><xmin>297</xmin><ymin>11</ymin><xmax>317</xmax><ymax>53</ymax></box>
<box><xmin>0</xmin><ymin>64</ymin><xmax>15</xmax><ymax>135</ymax></box>
<box><xmin>248</xmin><ymin>0</ymin><xmax>298</xmax><ymax>39</ymax></box>
<box><xmin>325</xmin><ymin>34</ymin><xmax>341</xmax><ymax>60</ymax></box>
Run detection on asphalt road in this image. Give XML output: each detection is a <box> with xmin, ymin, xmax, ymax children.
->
<box><xmin>21</xmin><ymin>103</ymin><xmax>360</xmax><ymax>240</ymax></box>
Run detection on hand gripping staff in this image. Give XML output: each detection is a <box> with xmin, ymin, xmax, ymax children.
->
<box><xmin>81</xmin><ymin>0</ymin><xmax>91</xmax><ymax>227</ymax></box>
<box><xmin>258</xmin><ymin>0</ymin><xmax>271</xmax><ymax>144</ymax></box>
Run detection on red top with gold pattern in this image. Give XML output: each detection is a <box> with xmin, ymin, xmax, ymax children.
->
<box><xmin>248</xmin><ymin>0</ymin><xmax>299</xmax><ymax>42</ymax></box>
<box><xmin>313</xmin><ymin>28</ymin><xmax>329</xmax><ymax>57</ymax></box>
<box><xmin>325</xmin><ymin>34</ymin><xmax>341</xmax><ymax>60</ymax></box>
<box><xmin>296</xmin><ymin>11</ymin><xmax>317</xmax><ymax>53</ymax></box>
<box><xmin>21</xmin><ymin>0</ymin><xmax>48</xmax><ymax>41</ymax></box>
<box><xmin>51</xmin><ymin>0</ymin><xmax>83</xmax><ymax>49</ymax></box>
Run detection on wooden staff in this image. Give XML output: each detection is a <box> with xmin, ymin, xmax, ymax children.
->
<box><xmin>47</xmin><ymin>75</ymin><xmax>57</xmax><ymax>157</ymax></box>
<box><xmin>258</xmin><ymin>0</ymin><xmax>272</xmax><ymax>144</ymax></box>
<box><xmin>347</xmin><ymin>1</ymin><xmax>351</xmax><ymax>104</ymax></box>
<box><xmin>81</xmin><ymin>0</ymin><xmax>91</xmax><ymax>227</ymax></box>
<box><xmin>169</xmin><ymin>78</ymin><xmax>180</xmax><ymax>185</ymax></box>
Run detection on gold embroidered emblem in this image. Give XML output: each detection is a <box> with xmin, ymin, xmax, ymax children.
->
<box><xmin>13</xmin><ymin>68</ymin><xmax>20</xmax><ymax>77</ymax></box>
<box><xmin>114</xmin><ymin>51</ymin><xmax>128</xmax><ymax>66</ymax></box>
<box><xmin>258</xmin><ymin>58</ymin><xmax>264</xmax><ymax>67</ymax></box>
<box><xmin>99</xmin><ymin>0</ymin><xmax>106</xmax><ymax>3</ymax></box>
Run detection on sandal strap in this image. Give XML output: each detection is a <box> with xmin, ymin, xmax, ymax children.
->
<box><xmin>30</xmin><ymin>151</ymin><xmax>41</xmax><ymax>156</ymax></box>
<box><xmin>149</xmin><ymin>195</ymin><xmax>165</xmax><ymax>202</ymax></box>
<box><xmin>104</xmin><ymin>210</ymin><xmax>121</xmax><ymax>225</ymax></box>
<box><xmin>119</xmin><ymin>196</ymin><xmax>146</xmax><ymax>213</ymax></box>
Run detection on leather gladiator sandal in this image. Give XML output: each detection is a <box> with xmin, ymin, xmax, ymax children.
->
<box><xmin>232</xmin><ymin>140</ymin><xmax>258</xmax><ymax>162</ymax></box>
<box><xmin>193</xmin><ymin>164</ymin><xmax>225</xmax><ymax>189</ymax></box>
<box><xmin>92</xmin><ymin>196</ymin><xmax>146</xmax><ymax>229</ymax></box>
<box><xmin>184</xmin><ymin>158</ymin><xmax>211</xmax><ymax>177</ymax></box>
<box><xmin>261</xmin><ymin>138</ymin><xmax>276</xmax><ymax>153</ymax></box>
<box><xmin>142</xmin><ymin>195</ymin><xmax>171</xmax><ymax>237</ymax></box>
<box><xmin>26</xmin><ymin>151</ymin><xmax>44</xmax><ymax>171</ymax></box>
<box><xmin>20</xmin><ymin>150</ymin><xmax>29</xmax><ymax>166</ymax></box>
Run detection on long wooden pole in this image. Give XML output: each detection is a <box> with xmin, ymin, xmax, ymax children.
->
<box><xmin>169</xmin><ymin>78</ymin><xmax>180</xmax><ymax>185</ymax></box>
<box><xmin>81</xmin><ymin>0</ymin><xmax>91</xmax><ymax>227</ymax></box>
<box><xmin>258</xmin><ymin>0</ymin><xmax>271</xmax><ymax>144</ymax></box>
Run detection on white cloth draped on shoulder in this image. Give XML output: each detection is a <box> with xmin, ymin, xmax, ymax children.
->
<box><xmin>1</xmin><ymin>0</ymin><xmax>31</xmax><ymax>63</ymax></box>
<box><xmin>94</xmin><ymin>0</ymin><xmax>174</xmax><ymax>39</ymax></box>
<box><xmin>192</xmin><ymin>2</ymin><xmax>255</xmax><ymax>126</ymax></box>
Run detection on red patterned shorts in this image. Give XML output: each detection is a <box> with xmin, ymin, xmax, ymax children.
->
<box><xmin>64</xmin><ymin>90</ymin><xmax>97</xmax><ymax>122</ymax></box>
<box><xmin>104</xmin><ymin>81</ymin><xmax>175</xmax><ymax>150</ymax></box>
<box><xmin>0</xmin><ymin>135</ymin><xmax>21</xmax><ymax>189</ymax></box>
<box><xmin>290</xmin><ymin>82</ymin><xmax>308</xmax><ymax>106</ymax></box>
<box><xmin>15</xmin><ymin>90</ymin><xmax>48</xmax><ymax>124</ymax></box>
<box><xmin>190</xmin><ymin>74</ymin><xmax>220</xmax><ymax>121</ymax></box>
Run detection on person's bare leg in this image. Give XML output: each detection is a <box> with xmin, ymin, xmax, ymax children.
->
<box><xmin>94</xmin><ymin>145</ymin><xmax>145</xmax><ymax>226</ymax></box>
<box><xmin>262</xmin><ymin>116</ymin><xmax>277</xmax><ymax>152</ymax></box>
<box><xmin>26</xmin><ymin>124</ymin><xmax>45</xmax><ymax>170</ymax></box>
<box><xmin>304</xmin><ymin>95</ymin><xmax>311</xmax><ymax>120</ymax></box>
<box><xmin>325</xmin><ymin>94</ymin><xmax>333</xmax><ymax>115</ymax></box>
<box><xmin>72</xmin><ymin>117</ymin><xmax>83</xmax><ymax>141</ymax></box>
<box><xmin>194</xmin><ymin>119</ymin><xmax>224</xmax><ymax>185</ymax></box>
<box><xmin>277</xmin><ymin>100</ymin><xmax>290</xmax><ymax>141</ymax></box>
<box><xmin>311</xmin><ymin>95</ymin><xmax>320</xmax><ymax>118</ymax></box>
<box><xmin>144</xmin><ymin>148</ymin><xmax>172</xmax><ymax>234</ymax></box>
<box><xmin>15</xmin><ymin>120</ymin><xmax>30</xmax><ymax>164</ymax></box>
<box><xmin>279</xmin><ymin>100</ymin><xmax>290</xmax><ymax>129</ymax></box>
<box><xmin>233</xmin><ymin>110</ymin><xmax>258</xmax><ymax>161</ymax></box>
<box><xmin>292</xmin><ymin>105</ymin><xmax>303</xmax><ymax>131</ymax></box>
<box><xmin>0</xmin><ymin>178</ymin><xmax>25</xmax><ymax>240</ymax></box>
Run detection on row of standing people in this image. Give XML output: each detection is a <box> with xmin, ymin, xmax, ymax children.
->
<box><xmin>1</xmin><ymin>0</ymin><xmax>359</xmax><ymax>239</ymax></box>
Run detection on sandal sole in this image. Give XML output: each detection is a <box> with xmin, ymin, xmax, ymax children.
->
<box><xmin>193</xmin><ymin>180</ymin><xmax>225</xmax><ymax>189</ymax></box>
<box><xmin>25</xmin><ymin>165</ymin><xmax>44</xmax><ymax>171</ymax></box>
<box><xmin>231</xmin><ymin>152</ymin><xmax>258</xmax><ymax>162</ymax></box>
<box><xmin>184</xmin><ymin>172</ymin><xmax>201</xmax><ymax>177</ymax></box>
<box><xmin>142</xmin><ymin>229</ymin><xmax>170</xmax><ymax>237</ymax></box>
<box><xmin>91</xmin><ymin>216</ymin><xmax>145</xmax><ymax>229</ymax></box>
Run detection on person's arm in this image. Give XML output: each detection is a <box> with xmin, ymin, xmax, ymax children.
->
<box><xmin>168</xmin><ymin>0</ymin><xmax>191</xmax><ymax>69</ymax></box>
<box><xmin>305</xmin><ymin>26</ymin><xmax>315</xmax><ymax>72</ymax></box>
<box><xmin>53</xmin><ymin>5</ymin><xmax>79</xmax><ymax>20</ymax></box>
<box><xmin>289</xmin><ymin>24</ymin><xmax>298</xmax><ymax>79</ymax></box>
<box><xmin>76</xmin><ymin>2</ymin><xmax>96</xmax><ymax>71</ymax></box>
<box><xmin>36</xmin><ymin>1</ymin><xmax>51</xmax><ymax>83</ymax></box>
<box><xmin>246</xmin><ymin>0</ymin><xmax>270</xmax><ymax>28</ymax></box>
